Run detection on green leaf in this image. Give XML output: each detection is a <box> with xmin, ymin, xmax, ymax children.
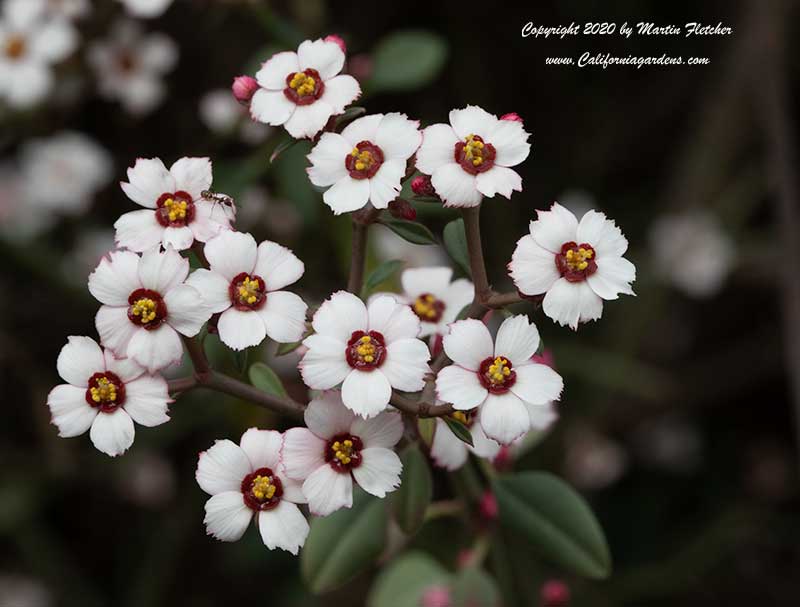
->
<box><xmin>275</xmin><ymin>340</ymin><xmax>303</xmax><ymax>356</ymax></box>
<box><xmin>361</xmin><ymin>259</ymin><xmax>404</xmax><ymax>298</ymax></box>
<box><xmin>270</xmin><ymin>135</ymin><xmax>299</xmax><ymax>163</ymax></box>
<box><xmin>451</xmin><ymin>567</ymin><xmax>501</xmax><ymax>607</ymax></box>
<box><xmin>382</xmin><ymin>218</ymin><xmax>437</xmax><ymax>245</ymax></box>
<box><xmin>443</xmin><ymin>416</ymin><xmax>474</xmax><ymax>447</ymax></box>
<box><xmin>389</xmin><ymin>444</ymin><xmax>433</xmax><ymax>535</ymax></box>
<box><xmin>417</xmin><ymin>417</ymin><xmax>436</xmax><ymax>448</ymax></box>
<box><xmin>368</xmin><ymin>30</ymin><xmax>448</xmax><ymax>93</ymax></box>
<box><xmin>455</xmin><ymin>303</ymin><xmax>473</xmax><ymax>321</ymax></box>
<box><xmin>492</xmin><ymin>472</ymin><xmax>612</xmax><ymax>579</ymax></box>
<box><xmin>367</xmin><ymin>552</ymin><xmax>449</xmax><ymax>607</ymax></box>
<box><xmin>335</xmin><ymin>106</ymin><xmax>366</xmax><ymax>129</ymax></box>
<box><xmin>443</xmin><ymin>218</ymin><xmax>471</xmax><ymax>277</ymax></box>
<box><xmin>302</xmin><ymin>490</ymin><xmax>388</xmax><ymax>594</ymax></box>
<box><xmin>247</xmin><ymin>362</ymin><xmax>288</xmax><ymax>398</ymax></box>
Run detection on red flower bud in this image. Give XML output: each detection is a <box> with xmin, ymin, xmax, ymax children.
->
<box><xmin>501</xmin><ymin>112</ymin><xmax>524</xmax><ymax>124</ymax></box>
<box><xmin>420</xmin><ymin>585</ymin><xmax>451</xmax><ymax>607</ymax></box>
<box><xmin>231</xmin><ymin>76</ymin><xmax>258</xmax><ymax>106</ymax></box>
<box><xmin>411</xmin><ymin>174</ymin><xmax>437</xmax><ymax>198</ymax></box>
<box><xmin>388</xmin><ymin>198</ymin><xmax>417</xmax><ymax>221</ymax></box>
<box><xmin>540</xmin><ymin>580</ymin><xmax>570</xmax><ymax>607</ymax></box>
<box><xmin>324</xmin><ymin>34</ymin><xmax>347</xmax><ymax>54</ymax></box>
<box><xmin>479</xmin><ymin>490</ymin><xmax>499</xmax><ymax>521</ymax></box>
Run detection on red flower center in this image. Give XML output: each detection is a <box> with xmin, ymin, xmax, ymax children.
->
<box><xmin>345</xmin><ymin>330</ymin><xmax>387</xmax><ymax>370</ymax></box>
<box><xmin>85</xmin><ymin>371</ymin><xmax>126</xmax><ymax>413</ymax></box>
<box><xmin>411</xmin><ymin>293</ymin><xmax>446</xmax><ymax>323</ymax></box>
<box><xmin>325</xmin><ymin>433</ymin><xmax>364</xmax><ymax>472</ymax></box>
<box><xmin>155</xmin><ymin>190</ymin><xmax>195</xmax><ymax>228</ymax></box>
<box><xmin>229</xmin><ymin>272</ymin><xmax>267</xmax><ymax>311</ymax></box>
<box><xmin>477</xmin><ymin>356</ymin><xmax>516</xmax><ymax>394</ymax></box>
<box><xmin>555</xmin><ymin>242</ymin><xmax>597</xmax><ymax>282</ymax></box>
<box><xmin>283</xmin><ymin>68</ymin><xmax>325</xmax><ymax>106</ymax></box>
<box><xmin>127</xmin><ymin>288</ymin><xmax>167</xmax><ymax>330</ymax></box>
<box><xmin>454</xmin><ymin>134</ymin><xmax>496</xmax><ymax>175</ymax></box>
<box><xmin>345</xmin><ymin>141</ymin><xmax>384</xmax><ymax>179</ymax></box>
<box><xmin>241</xmin><ymin>467</ymin><xmax>283</xmax><ymax>511</ymax></box>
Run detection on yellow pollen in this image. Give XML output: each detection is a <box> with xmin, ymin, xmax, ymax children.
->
<box><xmin>4</xmin><ymin>35</ymin><xmax>25</xmax><ymax>59</ymax></box>
<box><xmin>355</xmin><ymin>335</ymin><xmax>376</xmax><ymax>362</ymax></box>
<box><xmin>487</xmin><ymin>357</ymin><xmax>511</xmax><ymax>384</ymax></box>
<box><xmin>452</xmin><ymin>411</ymin><xmax>469</xmax><ymax>425</ymax></box>
<box><xmin>350</xmin><ymin>147</ymin><xmax>375</xmax><ymax>171</ymax></box>
<box><xmin>331</xmin><ymin>439</ymin><xmax>355</xmax><ymax>465</ymax></box>
<box><xmin>251</xmin><ymin>474</ymin><xmax>277</xmax><ymax>501</ymax></box>
<box><xmin>413</xmin><ymin>294</ymin><xmax>440</xmax><ymax>320</ymax></box>
<box><xmin>237</xmin><ymin>276</ymin><xmax>261</xmax><ymax>305</ymax></box>
<box><xmin>162</xmin><ymin>197</ymin><xmax>188</xmax><ymax>222</ymax></box>
<box><xmin>289</xmin><ymin>72</ymin><xmax>316</xmax><ymax>96</ymax></box>
<box><xmin>131</xmin><ymin>297</ymin><xmax>157</xmax><ymax>324</ymax></box>
<box><xmin>463</xmin><ymin>134</ymin><xmax>486</xmax><ymax>166</ymax></box>
<box><xmin>564</xmin><ymin>247</ymin><xmax>593</xmax><ymax>271</ymax></box>
<box><xmin>90</xmin><ymin>377</ymin><xmax>117</xmax><ymax>403</ymax></box>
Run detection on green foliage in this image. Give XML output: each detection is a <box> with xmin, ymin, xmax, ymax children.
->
<box><xmin>362</xmin><ymin>259</ymin><xmax>404</xmax><ymax>298</ymax></box>
<box><xmin>275</xmin><ymin>340</ymin><xmax>303</xmax><ymax>356</ymax></box>
<box><xmin>367</xmin><ymin>552</ymin><xmax>449</xmax><ymax>607</ymax></box>
<box><xmin>443</xmin><ymin>218</ymin><xmax>472</xmax><ymax>277</ymax></box>
<box><xmin>368</xmin><ymin>30</ymin><xmax>448</xmax><ymax>93</ymax></box>
<box><xmin>247</xmin><ymin>362</ymin><xmax>288</xmax><ymax>398</ymax></box>
<box><xmin>443</xmin><ymin>416</ymin><xmax>474</xmax><ymax>447</ymax></box>
<box><xmin>389</xmin><ymin>444</ymin><xmax>433</xmax><ymax>535</ymax></box>
<box><xmin>381</xmin><ymin>218</ymin><xmax>437</xmax><ymax>245</ymax></box>
<box><xmin>451</xmin><ymin>566</ymin><xmax>501</xmax><ymax>607</ymax></box>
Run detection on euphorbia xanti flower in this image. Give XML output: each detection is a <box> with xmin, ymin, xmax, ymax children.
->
<box><xmin>185</xmin><ymin>231</ymin><xmax>307</xmax><ymax>350</ymax></box>
<box><xmin>196</xmin><ymin>429</ymin><xmax>308</xmax><ymax>554</ymax></box>
<box><xmin>47</xmin><ymin>336</ymin><xmax>170</xmax><ymax>456</ymax></box>
<box><xmin>436</xmin><ymin>315</ymin><xmax>563</xmax><ymax>444</ymax></box>
<box><xmin>430</xmin><ymin>408</ymin><xmax>500</xmax><ymax>471</ymax></box>
<box><xmin>307</xmin><ymin>113</ymin><xmax>421</xmax><ymax>214</ymax></box>
<box><xmin>508</xmin><ymin>203</ymin><xmax>636</xmax><ymax>330</ymax></box>
<box><xmin>89</xmin><ymin>246</ymin><xmax>211</xmax><ymax>373</ymax></box>
<box><xmin>249</xmin><ymin>38</ymin><xmax>360</xmax><ymax>139</ymax></box>
<box><xmin>282</xmin><ymin>391</ymin><xmax>402</xmax><ymax>516</ymax></box>
<box><xmin>115</xmin><ymin>157</ymin><xmax>232</xmax><ymax>252</ymax></box>
<box><xmin>415</xmin><ymin>106</ymin><xmax>530</xmax><ymax>207</ymax></box>
<box><xmin>299</xmin><ymin>291</ymin><xmax>430</xmax><ymax>418</ymax></box>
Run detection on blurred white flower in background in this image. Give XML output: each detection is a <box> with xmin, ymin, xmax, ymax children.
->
<box><xmin>45</xmin><ymin>0</ymin><xmax>90</xmax><ymax>20</ymax></box>
<box><xmin>632</xmin><ymin>415</ymin><xmax>703</xmax><ymax>474</ymax></box>
<box><xmin>88</xmin><ymin>19</ymin><xmax>177</xmax><ymax>116</ymax></box>
<box><xmin>564</xmin><ymin>425</ymin><xmax>628</xmax><ymax>490</ymax></box>
<box><xmin>198</xmin><ymin>88</ymin><xmax>271</xmax><ymax>144</ymax></box>
<box><xmin>117</xmin><ymin>0</ymin><xmax>173</xmax><ymax>19</ymax></box>
<box><xmin>0</xmin><ymin>163</ymin><xmax>53</xmax><ymax>240</ymax></box>
<box><xmin>649</xmin><ymin>209</ymin><xmax>735</xmax><ymax>298</ymax></box>
<box><xmin>0</xmin><ymin>0</ymin><xmax>77</xmax><ymax>109</ymax></box>
<box><xmin>117</xmin><ymin>449</ymin><xmax>177</xmax><ymax>508</ymax></box>
<box><xmin>61</xmin><ymin>227</ymin><xmax>116</xmax><ymax>286</ymax></box>
<box><xmin>0</xmin><ymin>574</ymin><xmax>52</xmax><ymax>607</ymax></box>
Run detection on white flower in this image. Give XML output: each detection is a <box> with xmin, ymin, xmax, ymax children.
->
<box><xmin>430</xmin><ymin>408</ymin><xmax>500</xmax><ymax>471</ymax></box>
<box><xmin>196</xmin><ymin>428</ymin><xmax>309</xmax><ymax>554</ymax></box>
<box><xmin>299</xmin><ymin>291</ymin><xmax>430</xmax><ymax>418</ymax></box>
<box><xmin>415</xmin><ymin>106</ymin><xmax>530</xmax><ymax>208</ymax></box>
<box><xmin>250</xmin><ymin>38</ymin><xmax>360</xmax><ymax>139</ymax></box>
<box><xmin>649</xmin><ymin>210</ymin><xmax>734</xmax><ymax>298</ymax></box>
<box><xmin>47</xmin><ymin>336</ymin><xmax>171</xmax><ymax>457</ymax></box>
<box><xmin>46</xmin><ymin>0</ymin><xmax>90</xmax><ymax>20</ymax></box>
<box><xmin>88</xmin><ymin>246</ymin><xmax>212</xmax><ymax>373</ymax></box>
<box><xmin>117</xmin><ymin>0</ymin><xmax>173</xmax><ymax>18</ymax></box>
<box><xmin>282</xmin><ymin>391</ymin><xmax>403</xmax><ymax>516</ymax></box>
<box><xmin>198</xmin><ymin>89</ymin><xmax>271</xmax><ymax>144</ymax></box>
<box><xmin>21</xmin><ymin>131</ymin><xmax>112</xmax><ymax>214</ymax></box>
<box><xmin>88</xmin><ymin>19</ymin><xmax>177</xmax><ymax>116</ymax></box>
<box><xmin>114</xmin><ymin>157</ymin><xmax>232</xmax><ymax>252</ymax></box>
<box><xmin>0</xmin><ymin>162</ymin><xmax>53</xmax><ymax>240</ymax></box>
<box><xmin>509</xmin><ymin>202</ymin><xmax>636</xmax><ymax>330</ymax></box>
<box><xmin>0</xmin><ymin>0</ymin><xmax>77</xmax><ymax>108</ymax></box>
<box><xmin>307</xmin><ymin>113</ymin><xmax>421</xmax><ymax>214</ymax></box>
<box><xmin>435</xmin><ymin>315</ymin><xmax>563</xmax><ymax>444</ymax></box>
<box><xmin>185</xmin><ymin>231</ymin><xmax>308</xmax><ymax>350</ymax></box>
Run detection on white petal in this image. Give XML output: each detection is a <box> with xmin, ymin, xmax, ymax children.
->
<box><xmin>304</xmin><ymin>391</ymin><xmax>357</xmax><ymax>438</ymax></box>
<box><xmin>56</xmin><ymin>336</ymin><xmax>104</xmax><ymax>387</ymax></box>
<box><xmin>1</xmin><ymin>60</ymin><xmax>51</xmax><ymax>108</ymax></box>
<box><xmin>375</xmin><ymin>113</ymin><xmax>422</xmax><ymax>159</ymax></box>
<box><xmin>258</xmin><ymin>291</ymin><xmax>307</xmax><ymax>343</ymax></box>
<box><xmin>490</xmin><ymin>118</ymin><xmax>531</xmax><ymax>167</ymax></box>
<box><xmin>121</xmin><ymin>157</ymin><xmax>174</xmax><ymax>209</ymax></box>
<box><xmin>311</xmin><ymin>290</ymin><xmax>368</xmax><ymax>342</ymax></box>
<box><xmin>169</xmin><ymin>157</ymin><xmax>212</xmax><ymax>200</ymax></box>
<box><xmin>542</xmin><ymin>278</ymin><xmax>603</xmax><ymax>330</ymax></box>
<box><xmin>530</xmin><ymin>203</ymin><xmax>579</xmax><ymax>254</ymax></box>
<box><xmin>258</xmin><ymin>501</ymin><xmax>309</xmax><ymax>554</ymax></box>
<box><xmin>104</xmin><ymin>351</ymin><xmax>145</xmax><ymax>383</ymax></box>
<box><xmin>318</xmin><ymin>74</ymin><xmax>360</xmax><ymax>114</ymax></box>
<box><xmin>114</xmin><ymin>209</ymin><xmax>163</xmax><ymax>252</ymax></box>
<box><xmin>586</xmin><ymin>256</ymin><xmax>636</xmax><ymax>300</ymax></box>
<box><xmin>204</xmin><ymin>230</ymin><xmax>257</xmax><ymax>281</ymax></box>
<box><xmin>239</xmin><ymin>428</ymin><xmax>282</xmax><ymax>470</ymax></box>
<box><xmin>341</xmin><ymin>369</ymin><xmax>391</xmax><ymax>418</ymax></box>
<box><xmin>479</xmin><ymin>392</ymin><xmax>530</xmax><ymax>445</ymax></box>
<box><xmin>510</xmin><ymin>363</ymin><xmax>563</xmax><ymax>406</ymax></box>
<box><xmin>89</xmin><ymin>408</ymin><xmax>135</xmax><ymax>457</ymax></box>
<box><xmin>95</xmin><ymin>305</ymin><xmax>138</xmax><ymax>357</ymax></box>
<box><xmin>217</xmin><ymin>307</ymin><xmax>267</xmax><ymax>351</ymax></box>
<box><xmin>323</xmin><ymin>175</ymin><xmax>370</xmax><ymax>214</ymax></box>
<box><xmin>431</xmin><ymin>163</ymin><xmax>482</xmax><ymax>208</ymax></box>
<box><xmin>196</xmin><ymin>439</ymin><xmax>252</xmax><ymax>495</ymax></box>
<box><xmin>298</xmin><ymin>38</ymin><xmax>344</xmax><ymax>80</ymax></box>
<box><xmin>509</xmin><ymin>234</ymin><xmax>560</xmax><ymax>296</ymax></box>
<box><xmin>47</xmin><ymin>384</ymin><xmax>97</xmax><ymax>437</ymax></box>
<box><xmin>576</xmin><ymin>210</ymin><xmax>628</xmax><ymax>257</ymax></box>
<box><xmin>164</xmin><ymin>284</ymin><xmax>210</xmax><ymax>337</ymax></box>
<box><xmin>442</xmin><ymin>278</ymin><xmax>475</xmax><ymax>324</ymax></box>
<box><xmin>138</xmin><ymin>32</ymin><xmax>178</xmax><ymax>71</ymax></box>
<box><xmin>282</xmin><ymin>428</ymin><xmax>326</xmax><ymax>480</ymax></box>
<box><xmin>123</xmin><ymin>374</ymin><xmax>170</xmax><ymax>426</ymax></box>
<box><xmin>475</xmin><ymin>166</ymin><xmax>522</xmax><ymax>199</ymax></box>
<box><xmin>449</xmin><ymin>106</ymin><xmax>498</xmax><ymax>139</ymax></box>
<box><xmin>416</xmin><ymin>123</ymin><xmax>458</xmax><ymax>174</ymax></box>
<box><xmin>494</xmin><ymin>314</ymin><xmax>540</xmax><ymax>364</ymax></box>
<box><xmin>254</xmin><ymin>240</ymin><xmax>304</xmax><ymax>291</ymax></box>
<box><xmin>369</xmin><ymin>159</ymin><xmax>405</xmax><ymax>209</ymax></box>
<box><xmin>442</xmin><ymin>318</ymin><xmax>493</xmax><ymax>371</ymax></box>
<box><xmin>350</xmin><ymin>410</ymin><xmax>403</xmax><ymax>449</ymax></box>
<box><xmin>88</xmin><ymin>250</ymin><xmax>142</xmax><ymax>306</ymax></box>
<box><xmin>381</xmin><ymin>338</ymin><xmax>429</xmax><ymax>392</ymax></box>
<box><xmin>249</xmin><ymin>88</ymin><xmax>295</xmax><ymax>126</ymax></box>
<box><xmin>340</xmin><ymin>114</ymin><xmax>383</xmax><ymax>146</ymax></box>
<box><xmin>469</xmin><ymin>419</ymin><xmax>502</xmax><ymax>459</ymax></box>
<box><xmin>284</xmin><ymin>101</ymin><xmax>333</xmax><ymax>139</ymax></box>
<box><xmin>138</xmin><ymin>246</ymin><xmax>189</xmax><ymax>294</ymax></box>
<box><xmin>302</xmin><ymin>464</ymin><xmax>352</xmax><ymax>516</ymax></box>
<box><xmin>435</xmin><ymin>365</ymin><xmax>487</xmax><ymax>410</ymax></box>
<box><xmin>307</xmin><ymin>133</ymin><xmax>350</xmax><ymax>187</ymax></box>
<box><xmin>430</xmin><ymin>419</ymin><xmax>469</xmax><ymax>470</ymax></box>
<box><xmin>127</xmin><ymin>324</ymin><xmax>183</xmax><ymax>373</ymax></box>
<box><xmin>526</xmin><ymin>402</ymin><xmax>558</xmax><ymax>430</ymax></box>
<box><xmin>367</xmin><ymin>295</ymin><xmax>421</xmax><ymax>342</ymax></box>
<box><xmin>280</xmin><ymin>474</ymin><xmax>307</xmax><ymax>504</ymax></box>
<box><xmin>255</xmin><ymin>51</ymin><xmax>300</xmax><ymax>90</ymax></box>
<box><xmin>299</xmin><ymin>334</ymin><xmax>350</xmax><ymax>389</ymax></box>
<box><xmin>401</xmin><ymin>267</ymin><xmax>453</xmax><ymax>299</ymax></box>
<box><xmin>185</xmin><ymin>268</ymin><xmax>230</xmax><ymax>314</ymax></box>
<box><xmin>161</xmin><ymin>226</ymin><xmax>194</xmax><ymax>251</ymax></box>
<box><xmin>352</xmin><ymin>447</ymin><xmax>402</xmax><ymax>497</ymax></box>
<box><xmin>189</xmin><ymin>200</ymin><xmax>231</xmax><ymax>242</ymax></box>
<box><xmin>203</xmin><ymin>491</ymin><xmax>252</xmax><ymax>542</ymax></box>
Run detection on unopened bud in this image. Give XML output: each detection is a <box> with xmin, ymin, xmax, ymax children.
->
<box><xmin>540</xmin><ymin>579</ymin><xmax>570</xmax><ymax>607</ymax></box>
<box><xmin>421</xmin><ymin>585</ymin><xmax>451</xmax><ymax>607</ymax></box>
<box><xmin>501</xmin><ymin>112</ymin><xmax>524</xmax><ymax>124</ymax></box>
<box><xmin>411</xmin><ymin>174</ymin><xmax>437</xmax><ymax>198</ymax></box>
<box><xmin>479</xmin><ymin>490</ymin><xmax>499</xmax><ymax>521</ymax></box>
<box><xmin>388</xmin><ymin>198</ymin><xmax>417</xmax><ymax>221</ymax></box>
<box><xmin>232</xmin><ymin>75</ymin><xmax>258</xmax><ymax>106</ymax></box>
<box><xmin>324</xmin><ymin>34</ymin><xmax>347</xmax><ymax>54</ymax></box>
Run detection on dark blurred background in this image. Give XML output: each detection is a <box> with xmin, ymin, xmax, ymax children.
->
<box><xmin>2</xmin><ymin>0</ymin><xmax>799</xmax><ymax>605</ymax></box>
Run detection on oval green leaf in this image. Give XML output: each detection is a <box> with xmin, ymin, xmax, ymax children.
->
<box><xmin>247</xmin><ymin>362</ymin><xmax>288</xmax><ymax>398</ymax></box>
<box><xmin>381</xmin><ymin>218</ymin><xmax>437</xmax><ymax>245</ymax></box>
<box><xmin>389</xmin><ymin>444</ymin><xmax>433</xmax><ymax>535</ymax></box>
<box><xmin>367</xmin><ymin>551</ymin><xmax>449</xmax><ymax>607</ymax></box>
<box><xmin>451</xmin><ymin>567</ymin><xmax>501</xmax><ymax>607</ymax></box>
<box><xmin>368</xmin><ymin>30</ymin><xmax>448</xmax><ymax>93</ymax></box>
<box><xmin>443</xmin><ymin>218</ymin><xmax>471</xmax><ymax>277</ymax></box>
<box><xmin>443</xmin><ymin>416</ymin><xmax>474</xmax><ymax>447</ymax></box>
<box><xmin>362</xmin><ymin>259</ymin><xmax>404</xmax><ymax>298</ymax></box>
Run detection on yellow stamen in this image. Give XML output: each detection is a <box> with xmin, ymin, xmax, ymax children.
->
<box><xmin>564</xmin><ymin>247</ymin><xmax>594</xmax><ymax>272</ymax></box>
<box><xmin>237</xmin><ymin>276</ymin><xmax>261</xmax><ymax>305</ymax></box>
<box><xmin>452</xmin><ymin>411</ymin><xmax>469</xmax><ymax>425</ymax></box>
<box><xmin>331</xmin><ymin>439</ymin><xmax>355</xmax><ymax>465</ymax></box>
<box><xmin>90</xmin><ymin>377</ymin><xmax>117</xmax><ymax>403</ymax></box>
<box><xmin>131</xmin><ymin>297</ymin><xmax>157</xmax><ymax>324</ymax></box>
<box><xmin>350</xmin><ymin>147</ymin><xmax>375</xmax><ymax>172</ymax></box>
<box><xmin>486</xmin><ymin>357</ymin><xmax>511</xmax><ymax>385</ymax></box>
<box><xmin>463</xmin><ymin>134</ymin><xmax>485</xmax><ymax>166</ymax></box>
<box><xmin>289</xmin><ymin>72</ymin><xmax>316</xmax><ymax>97</ymax></box>
<box><xmin>162</xmin><ymin>197</ymin><xmax>188</xmax><ymax>222</ymax></box>
<box><xmin>412</xmin><ymin>294</ymin><xmax>440</xmax><ymax>320</ymax></box>
<box><xmin>251</xmin><ymin>474</ymin><xmax>277</xmax><ymax>501</ymax></box>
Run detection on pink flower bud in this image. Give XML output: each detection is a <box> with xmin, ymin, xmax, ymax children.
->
<box><xmin>411</xmin><ymin>174</ymin><xmax>436</xmax><ymax>198</ymax></box>
<box><xmin>421</xmin><ymin>585</ymin><xmax>451</xmax><ymax>607</ymax></box>
<box><xmin>231</xmin><ymin>76</ymin><xmax>258</xmax><ymax>106</ymax></box>
<box><xmin>501</xmin><ymin>112</ymin><xmax>524</xmax><ymax>124</ymax></box>
<box><xmin>540</xmin><ymin>579</ymin><xmax>570</xmax><ymax>607</ymax></box>
<box><xmin>479</xmin><ymin>490</ymin><xmax>499</xmax><ymax>521</ymax></box>
<box><xmin>324</xmin><ymin>34</ymin><xmax>347</xmax><ymax>54</ymax></box>
<box><xmin>388</xmin><ymin>198</ymin><xmax>417</xmax><ymax>221</ymax></box>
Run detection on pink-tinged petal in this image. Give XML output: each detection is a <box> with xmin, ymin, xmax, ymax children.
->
<box><xmin>442</xmin><ymin>318</ymin><xmax>493</xmax><ymax>371</ymax></box>
<box><xmin>29</xmin><ymin>19</ymin><xmax>77</xmax><ymax>62</ymax></box>
<box><xmin>249</xmin><ymin>88</ymin><xmax>295</xmax><ymax>126</ymax></box>
<box><xmin>369</xmin><ymin>158</ymin><xmax>405</xmax><ymax>209</ymax></box>
<box><xmin>282</xmin><ymin>428</ymin><xmax>327</xmax><ymax>480</ymax></box>
<box><xmin>542</xmin><ymin>278</ymin><xmax>603</xmax><ymax>330</ymax></box>
<box><xmin>240</xmin><ymin>428</ymin><xmax>282</xmax><ymax>471</ymax></box>
<box><xmin>435</xmin><ymin>365</ymin><xmax>487</xmax><ymax>410</ymax></box>
<box><xmin>203</xmin><ymin>491</ymin><xmax>252</xmax><ymax>542</ymax></box>
<box><xmin>381</xmin><ymin>338</ymin><xmax>429</xmax><ymax>392</ymax></box>
<box><xmin>164</xmin><ymin>284</ymin><xmax>210</xmax><ymax>337</ymax></box>
<box><xmin>576</xmin><ymin>210</ymin><xmax>628</xmax><ymax>258</ymax></box>
<box><xmin>340</xmin><ymin>114</ymin><xmax>383</xmax><ymax>146</ymax></box>
<box><xmin>258</xmin><ymin>501</ymin><xmax>309</xmax><ymax>554</ymax></box>
<box><xmin>298</xmin><ymin>39</ymin><xmax>344</xmax><ymax>80</ymax></box>
<box><xmin>185</xmin><ymin>268</ymin><xmax>230</xmax><ymax>314</ymax></box>
<box><xmin>254</xmin><ymin>240</ymin><xmax>304</xmax><ymax>291</ymax></box>
<box><xmin>479</xmin><ymin>391</ymin><xmax>530</xmax><ymax>445</ymax></box>
<box><xmin>196</xmin><ymin>439</ymin><xmax>252</xmax><ymax>495</ymax></box>
<box><xmin>88</xmin><ymin>250</ymin><xmax>142</xmax><ymax>306</ymax></box>
<box><xmin>258</xmin><ymin>291</ymin><xmax>307</xmax><ymax>343</ymax></box>
<box><xmin>138</xmin><ymin>246</ymin><xmax>189</xmax><ymax>294</ymax></box>
<box><xmin>103</xmin><ymin>351</ymin><xmax>144</xmax><ymax>383</ymax></box>
<box><xmin>95</xmin><ymin>305</ymin><xmax>138</xmax><ymax>357</ymax></box>
<box><xmin>47</xmin><ymin>384</ymin><xmax>97</xmax><ymax>438</ymax></box>
<box><xmin>509</xmin><ymin>234</ymin><xmax>560</xmax><ymax>296</ymax></box>
<box><xmin>204</xmin><ymin>230</ymin><xmax>257</xmax><ymax>280</ymax></box>
<box><xmin>431</xmin><ymin>163</ymin><xmax>482</xmax><ymax>208</ymax></box>
<box><xmin>121</xmin><ymin>158</ymin><xmax>174</xmax><ymax>209</ymax></box>
<box><xmin>510</xmin><ymin>363</ymin><xmax>563</xmax><ymax>406</ymax></box>
<box><xmin>169</xmin><ymin>157</ymin><xmax>212</xmax><ymax>200</ymax></box>
<box><xmin>279</xmin><ymin>474</ymin><xmax>307</xmax><ymax>504</ymax></box>
<box><xmin>470</xmin><ymin>419</ymin><xmax>502</xmax><ymax>459</ymax></box>
<box><xmin>586</xmin><ymin>256</ymin><xmax>636</xmax><ymax>300</ymax></box>
<box><xmin>530</xmin><ymin>203</ymin><xmax>579</xmax><ymax>254</ymax></box>
<box><xmin>189</xmin><ymin>201</ymin><xmax>231</xmax><ymax>242</ymax></box>
<box><xmin>56</xmin><ymin>336</ymin><xmax>104</xmax><ymax>387</ymax></box>
<box><xmin>401</xmin><ymin>267</ymin><xmax>453</xmax><ymax>299</ymax></box>
<box><xmin>217</xmin><ymin>307</ymin><xmax>267</xmax><ymax>351</ymax></box>
<box><xmin>319</xmin><ymin>75</ymin><xmax>360</xmax><ymax>114</ymax></box>
<box><xmin>304</xmin><ymin>392</ymin><xmax>357</xmax><ymax>439</ymax></box>
<box><xmin>430</xmin><ymin>419</ymin><xmax>469</xmax><ymax>470</ymax></box>
<box><xmin>322</xmin><ymin>175</ymin><xmax>370</xmax><ymax>214</ymax></box>
<box><xmin>89</xmin><ymin>408</ymin><xmax>135</xmax><ymax>457</ymax></box>
<box><xmin>494</xmin><ymin>315</ymin><xmax>540</xmax><ymax>365</ymax></box>
<box><xmin>284</xmin><ymin>101</ymin><xmax>333</xmax><ymax>139</ymax></box>
<box><xmin>350</xmin><ymin>410</ymin><xmax>403</xmax><ymax>449</ymax></box>
<box><xmin>161</xmin><ymin>225</ymin><xmax>194</xmax><ymax>251</ymax></box>
<box><xmin>416</xmin><ymin>123</ymin><xmax>458</xmax><ymax>175</ymax></box>
<box><xmin>311</xmin><ymin>291</ymin><xmax>367</xmax><ymax>342</ymax></box>
<box><xmin>302</xmin><ymin>464</ymin><xmax>352</xmax><ymax>516</ymax></box>
<box><xmin>367</xmin><ymin>295</ymin><xmax>422</xmax><ymax>342</ymax></box>
<box><xmin>341</xmin><ymin>369</ymin><xmax>391</xmax><ymax>418</ymax></box>
<box><xmin>114</xmin><ymin>209</ymin><xmax>164</xmax><ymax>252</ymax></box>
<box><xmin>123</xmin><ymin>374</ymin><xmax>170</xmax><ymax>427</ymax></box>
<box><xmin>375</xmin><ymin>113</ymin><xmax>422</xmax><ymax>160</ymax></box>
<box><xmin>449</xmin><ymin>106</ymin><xmax>498</xmax><ymax>140</ymax></box>
<box><xmin>299</xmin><ymin>334</ymin><xmax>350</xmax><ymax>389</ymax></box>
<box><xmin>352</xmin><ymin>447</ymin><xmax>401</xmax><ymax>497</ymax></box>
<box><xmin>307</xmin><ymin>133</ymin><xmax>351</xmax><ymax>187</ymax></box>
<box><xmin>526</xmin><ymin>401</ymin><xmax>558</xmax><ymax>430</ymax></box>
<box><xmin>475</xmin><ymin>166</ymin><xmax>522</xmax><ymax>199</ymax></box>
<box><xmin>490</xmin><ymin>118</ymin><xmax>531</xmax><ymax>167</ymax></box>
<box><xmin>255</xmin><ymin>51</ymin><xmax>300</xmax><ymax>90</ymax></box>
<box><xmin>127</xmin><ymin>324</ymin><xmax>183</xmax><ymax>373</ymax></box>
